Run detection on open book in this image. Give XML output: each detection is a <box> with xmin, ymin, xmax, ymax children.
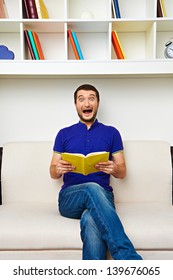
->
<box><xmin>62</xmin><ymin>151</ymin><xmax>109</xmax><ymax>176</ymax></box>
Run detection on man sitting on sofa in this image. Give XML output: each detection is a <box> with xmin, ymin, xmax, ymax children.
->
<box><xmin>49</xmin><ymin>84</ymin><xmax>142</xmax><ymax>260</ymax></box>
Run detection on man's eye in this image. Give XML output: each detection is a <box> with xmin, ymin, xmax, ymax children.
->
<box><xmin>89</xmin><ymin>97</ymin><xmax>95</xmax><ymax>101</ymax></box>
<box><xmin>79</xmin><ymin>98</ymin><xmax>84</xmax><ymax>102</ymax></box>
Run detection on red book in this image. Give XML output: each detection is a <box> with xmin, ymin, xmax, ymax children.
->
<box><xmin>111</xmin><ymin>31</ymin><xmax>125</xmax><ymax>59</ymax></box>
<box><xmin>24</xmin><ymin>30</ymin><xmax>35</xmax><ymax>59</ymax></box>
<box><xmin>25</xmin><ymin>0</ymin><xmax>38</xmax><ymax>18</ymax></box>
<box><xmin>32</xmin><ymin>31</ymin><xmax>45</xmax><ymax>59</ymax></box>
<box><xmin>67</xmin><ymin>30</ymin><xmax>80</xmax><ymax>60</ymax></box>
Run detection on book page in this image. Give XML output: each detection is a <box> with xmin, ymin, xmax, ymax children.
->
<box><xmin>85</xmin><ymin>152</ymin><xmax>109</xmax><ymax>175</ymax></box>
<box><xmin>62</xmin><ymin>151</ymin><xmax>109</xmax><ymax>176</ymax></box>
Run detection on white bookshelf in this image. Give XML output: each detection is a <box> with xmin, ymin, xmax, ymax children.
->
<box><xmin>0</xmin><ymin>0</ymin><xmax>173</xmax><ymax>74</ymax></box>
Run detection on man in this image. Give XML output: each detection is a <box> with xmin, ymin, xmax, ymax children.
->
<box><xmin>50</xmin><ymin>84</ymin><xmax>142</xmax><ymax>260</ymax></box>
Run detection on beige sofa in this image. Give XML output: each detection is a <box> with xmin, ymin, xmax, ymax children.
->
<box><xmin>0</xmin><ymin>140</ymin><xmax>173</xmax><ymax>260</ymax></box>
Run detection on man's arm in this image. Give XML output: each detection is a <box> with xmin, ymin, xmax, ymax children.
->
<box><xmin>95</xmin><ymin>151</ymin><xmax>126</xmax><ymax>179</ymax></box>
<box><xmin>49</xmin><ymin>152</ymin><xmax>75</xmax><ymax>179</ymax></box>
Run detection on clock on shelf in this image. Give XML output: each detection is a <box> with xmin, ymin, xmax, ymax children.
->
<box><xmin>164</xmin><ymin>39</ymin><xmax>173</xmax><ymax>59</ymax></box>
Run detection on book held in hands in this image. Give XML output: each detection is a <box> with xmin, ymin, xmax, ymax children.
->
<box><xmin>62</xmin><ymin>151</ymin><xmax>109</xmax><ymax>176</ymax></box>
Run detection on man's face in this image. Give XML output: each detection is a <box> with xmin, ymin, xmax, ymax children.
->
<box><xmin>75</xmin><ymin>90</ymin><xmax>99</xmax><ymax>125</ymax></box>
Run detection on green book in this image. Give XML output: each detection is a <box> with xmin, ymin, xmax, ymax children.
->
<box><xmin>27</xmin><ymin>30</ymin><xmax>40</xmax><ymax>60</ymax></box>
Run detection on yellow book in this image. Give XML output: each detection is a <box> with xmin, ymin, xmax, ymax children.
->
<box><xmin>62</xmin><ymin>151</ymin><xmax>109</xmax><ymax>176</ymax></box>
<box><xmin>35</xmin><ymin>0</ymin><xmax>49</xmax><ymax>19</ymax></box>
<box><xmin>161</xmin><ymin>0</ymin><xmax>166</xmax><ymax>17</ymax></box>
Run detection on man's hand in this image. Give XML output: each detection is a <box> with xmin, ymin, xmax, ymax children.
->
<box><xmin>50</xmin><ymin>153</ymin><xmax>75</xmax><ymax>179</ymax></box>
<box><xmin>95</xmin><ymin>152</ymin><xmax>126</xmax><ymax>179</ymax></box>
<box><xmin>55</xmin><ymin>160</ymin><xmax>75</xmax><ymax>176</ymax></box>
<box><xmin>95</xmin><ymin>160</ymin><xmax>115</xmax><ymax>175</ymax></box>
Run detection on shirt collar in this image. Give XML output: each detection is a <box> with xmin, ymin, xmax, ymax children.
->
<box><xmin>78</xmin><ymin>119</ymin><xmax>99</xmax><ymax>130</ymax></box>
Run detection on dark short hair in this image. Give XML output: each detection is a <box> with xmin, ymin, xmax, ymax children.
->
<box><xmin>74</xmin><ymin>84</ymin><xmax>100</xmax><ymax>104</ymax></box>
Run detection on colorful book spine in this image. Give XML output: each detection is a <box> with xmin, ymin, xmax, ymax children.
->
<box><xmin>71</xmin><ymin>31</ymin><xmax>84</xmax><ymax>60</ymax></box>
<box><xmin>24</xmin><ymin>30</ymin><xmax>35</xmax><ymax>59</ymax></box>
<box><xmin>161</xmin><ymin>0</ymin><xmax>166</xmax><ymax>17</ymax></box>
<box><xmin>23</xmin><ymin>0</ymin><xmax>30</xmax><ymax>18</ymax></box>
<box><xmin>157</xmin><ymin>0</ymin><xmax>163</xmax><ymax>17</ymax></box>
<box><xmin>35</xmin><ymin>0</ymin><xmax>49</xmax><ymax>19</ymax></box>
<box><xmin>113</xmin><ymin>0</ymin><xmax>121</xmax><ymax>18</ymax></box>
<box><xmin>25</xmin><ymin>0</ymin><xmax>38</xmax><ymax>18</ymax></box>
<box><xmin>32</xmin><ymin>31</ymin><xmax>45</xmax><ymax>59</ymax></box>
<box><xmin>112</xmin><ymin>31</ymin><xmax>125</xmax><ymax>59</ymax></box>
<box><xmin>27</xmin><ymin>30</ymin><xmax>40</xmax><ymax>60</ymax></box>
<box><xmin>67</xmin><ymin>30</ymin><xmax>80</xmax><ymax>60</ymax></box>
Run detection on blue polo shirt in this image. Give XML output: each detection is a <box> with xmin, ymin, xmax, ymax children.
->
<box><xmin>53</xmin><ymin>119</ymin><xmax>123</xmax><ymax>191</ymax></box>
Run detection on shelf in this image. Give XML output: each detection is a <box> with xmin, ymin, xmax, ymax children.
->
<box><xmin>0</xmin><ymin>60</ymin><xmax>173</xmax><ymax>78</ymax></box>
<box><xmin>0</xmin><ymin>0</ymin><xmax>173</xmax><ymax>76</ymax></box>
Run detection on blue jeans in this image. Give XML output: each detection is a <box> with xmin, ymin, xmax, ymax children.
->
<box><xmin>58</xmin><ymin>182</ymin><xmax>142</xmax><ymax>260</ymax></box>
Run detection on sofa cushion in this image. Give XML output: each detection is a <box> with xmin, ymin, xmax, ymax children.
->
<box><xmin>0</xmin><ymin>202</ymin><xmax>173</xmax><ymax>251</ymax></box>
<box><xmin>1</xmin><ymin>142</ymin><xmax>58</xmax><ymax>203</ymax></box>
<box><xmin>0</xmin><ymin>202</ymin><xmax>81</xmax><ymax>250</ymax></box>
<box><xmin>112</xmin><ymin>141</ymin><xmax>172</xmax><ymax>204</ymax></box>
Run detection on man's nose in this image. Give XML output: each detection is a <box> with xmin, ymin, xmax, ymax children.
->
<box><xmin>84</xmin><ymin>99</ymin><xmax>90</xmax><ymax>106</ymax></box>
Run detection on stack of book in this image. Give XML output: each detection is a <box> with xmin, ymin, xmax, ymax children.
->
<box><xmin>0</xmin><ymin>0</ymin><xmax>8</xmax><ymax>18</ymax></box>
<box><xmin>157</xmin><ymin>0</ymin><xmax>167</xmax><ymax>17</ymax></box>
<box><xmin>23</xmin><ymin>0</ymin><xmax>49</xmax><ymax>19</ymax></box>
<box><xmin>24</xmin><ymin>30</ymin><xmax>45</xmax><ymax>60</ymax></box>
<box><xmin>68</xmin><ymin>30</ymin><xmax>84</xmax><ymax>60</ymax></box>
<box><xmin>112</xmin><ymin>30</ymin><xmax>125</xmax><ymax>59</ymax></box>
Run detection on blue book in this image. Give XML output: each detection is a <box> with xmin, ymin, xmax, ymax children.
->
<box><xmin>28</xmin><ymin>30</ymin><xmax>40</xmax><ymax>60</ymax></box>
<box><xmin>71</xmin><ymin>31</ymin><xmax>84</xmax><ymax>60</ymax></box>
<box><xmin>113</xmin><ymin>0</ymin><xmax>121</xmax><ymax>18</ymax></box>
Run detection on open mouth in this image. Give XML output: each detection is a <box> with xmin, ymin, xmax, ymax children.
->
<box><xmin>83</xmin><ymin>109</ymin><xmax>92</xmax><ymax>114</ymax></box>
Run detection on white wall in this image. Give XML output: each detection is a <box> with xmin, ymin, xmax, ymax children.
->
<box><xmin>0</xmin><ymin>77</ymin><xmax>173</xmax><ymax>146</ymax></box>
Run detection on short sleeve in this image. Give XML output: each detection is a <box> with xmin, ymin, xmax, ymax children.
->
<box><xmin>53</xmin><ymin>130</ymin><xmax>64</xmax><ymax>153</ymax></box>
<box><xmin>111</xmin><ymin>127</ymin><xmax>124</xmax><ymax>155</ymax></box>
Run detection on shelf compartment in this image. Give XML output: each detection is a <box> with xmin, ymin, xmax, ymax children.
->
<box><xmin>67</xmin><ymin>21</ymin><xmax>109</xmax><ymax>60</ymax></box>
<box><xmin>67</xmin><ymin>0</ymin><xmax>111</xmax><ymax>20</ymax></box>
<box><xmin>117</xmin><ymin>0</ymin><xmax>156</xmax><ymax>19</ymax></box>
<box><xmin>22</xmin><ymin>21</ymin><xmax>66</xmax><ymax>60</ymax></box>
<box><xmin>0</xmin><ymin>21</ymin><xmax>21</xmax><ymax>60</ymax></box>
<box><xmin>22</xmin><ymin>0</ymin><xmax>66</xmax><ymax>20</ymax></box>
<box><xmin>111</xmin><ymin>20</ymin><xmax>155</xmax><ymax>60</ymax></box>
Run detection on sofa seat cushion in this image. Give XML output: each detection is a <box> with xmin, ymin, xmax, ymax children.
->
<box><xmin>0</xmin><ymin>202</ymin><xmax>173</xmax><ymax>251</ymax></box>
<box><xmin>0</xmin><ymin>203</ymin><xmax>81</xmax><ymax>250</ymax></box>
<box><xmin>116</xmin><ymin>202</ymin><xmax>173</xmax><ymax>250</ymax></box>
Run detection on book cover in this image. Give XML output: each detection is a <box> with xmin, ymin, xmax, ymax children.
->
<box><xmin>157</xmin><ymin>0</ymin><xmax>163</xmax><ymax>17</ymax></box>
<box><xmin>24</xmin><ymin>30</ymin><xmax>35</xmax><ymax>59</ymax></box>
<box><xmin>62</xmin><ymin>151</ymin><xmax>109</xmax><ymax>176</ymax></box>
<box><xmin>35</xmin><ymin>0</ymin><xmax>49</xmax><ymax>19</ymax></box>
<box><xmin>25</xmin><ymin>0</ymin><xmax>38</xmax><ymax>18</ymax></box>
<box><xmin>112</xmin><ymin>30</ymin><xmax>125</xmax><ymax>59</ymax></box>
<box><xmin>23</xmin><ymin>0</ymin><xmax>30</xmax><ymax>18</ymax></box>
<box><xmin>0</xmin><ymin>0</ymin><xmax>8</xmax><ymax>18</ymax></box>
<box><xmin>67</xmin><ymin>29</ymin><xmax>80</xmax><ymax>60</ymax></box>
<box><xmin>112</xmin><ymin>0</ymin><xmax>121</xmax><ymax>18</ymax></box>
<box><xmin>71</xmin><ymin>31</ymin><xmax>84</xmax><ymax>60</ymax></box>
<box><xmin>27</xmin><ymin>30</ymin><xmax>40</xmax><ymax>60</ymax></box>
<box><xmin>32</xmin><ymin>31</ymin><xmax>45</xmax><ymax>59</ymax></box>
<box><xmin>161</xmin><ymin>0</ymin><xmax>166</xmax><ymax>17</ymax></box>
